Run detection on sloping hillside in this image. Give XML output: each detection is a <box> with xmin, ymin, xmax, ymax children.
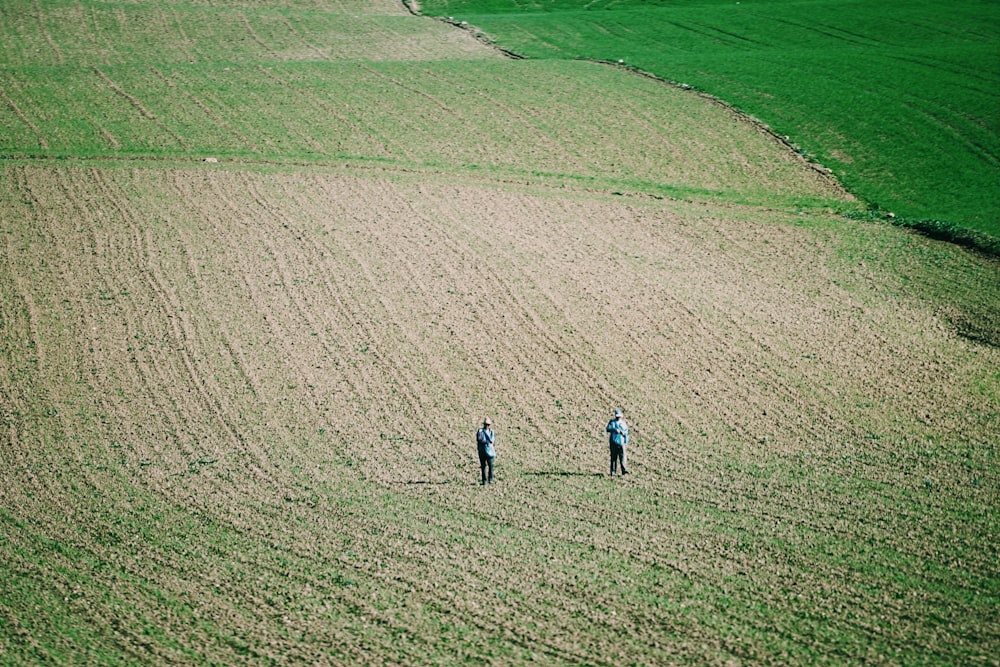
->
<box><xmin>1</xmin><ymin>1</ymin><xmax>997</xmax><ymax>664</ymax></box>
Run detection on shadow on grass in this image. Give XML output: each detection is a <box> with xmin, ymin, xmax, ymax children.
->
<box><xmin>391</xmin><ymin>479</ymin><xmax>453</xmax><ymax>485</ymax></box>
<box><xmin>524</xmin><ymin>471</ymin><xmax>605</xmax><ymax>478</ymax></box>
<box><xmin>845</xmin><ymin>209</ymin><xmax>1000</xmax><ymax>259</ymax></box>
<box><xmin>902</xmin><ymin>219</ymin><xmax>1000</xmax><ymax>260</ymax></box>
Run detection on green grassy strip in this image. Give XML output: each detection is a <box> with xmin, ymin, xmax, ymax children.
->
<box><xmin>0</xmin><ymin>58</ymin><xmax>850</xmax><ymax>210</ymax></box>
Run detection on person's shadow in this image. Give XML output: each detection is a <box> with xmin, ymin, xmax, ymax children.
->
<box><xmin>390</xmin><ymin>472</ymin><xmax>605</xmax><ymax>485</ymax></box>
<box><xmin>392</xmin><ymin>479</ymin><xmax>452</xmax><ymax>485</ymax></box>
<box><xmin>523</xmin><ymin>471</ymin><xmax>604</xmax><ymax>478</ymax></box>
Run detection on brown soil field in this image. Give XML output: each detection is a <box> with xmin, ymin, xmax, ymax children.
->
<box><xmin>1</xmin><ymin>162</ymin><xmax>997</xmax><ymax>664</ymax></box>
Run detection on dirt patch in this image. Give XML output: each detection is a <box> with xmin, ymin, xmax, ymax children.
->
<box><xmin>830</xmin><ymin>148</ymin><xmax>854</xmax><ymax>164</ymax></box>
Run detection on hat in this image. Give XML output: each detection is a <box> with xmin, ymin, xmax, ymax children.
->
<box><xmin>614</xmin><ymin>409</ymin><xmax>623</xmax><ymax>416</ymax></box>
<box><xmin>483</xmin><ymin>417</ymin><xmax>491</xmax><ymax>425</ymax></box>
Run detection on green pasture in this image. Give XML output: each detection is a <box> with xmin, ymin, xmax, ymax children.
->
<box><xmin>420</xmin><ymin>0</ymin><xmax>1000</xmax><ymax>239</ymax></box>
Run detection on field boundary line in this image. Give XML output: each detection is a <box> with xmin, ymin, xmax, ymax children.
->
<box><xmin>403</xmin><ymin>1</ymin><xmax>526</xmax><ymax>59</ymax></box>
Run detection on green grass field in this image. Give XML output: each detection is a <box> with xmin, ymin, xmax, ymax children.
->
<box><xmin>1</xmin><ymin>1</ymin><xmax>997</xmax><ymax>665</ymax></box>
<box><xmin>419</xmin><ymin>0</ymin><xmax>1000</xmax><ymax>240</ymax></box>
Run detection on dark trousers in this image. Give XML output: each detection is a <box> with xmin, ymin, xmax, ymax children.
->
<box><xmin>479</xmin><ymin>452</ymin><xmax>495</xmax><ymax>484</ymax></box>
<box><xmin>610</xmin><ymin>443</ymin><xmax>627</xmax><ymax>475</ymax></box>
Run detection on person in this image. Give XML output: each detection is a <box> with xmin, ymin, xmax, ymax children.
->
<box><xmin>476</xmin><ymin>418</ymin><xmax>497</xmax><ymax>485</ymax></box>
<box><xmin>606</xmin><ymin>409</ymin><xmax>629</xmax><ymax>477</ymax></box>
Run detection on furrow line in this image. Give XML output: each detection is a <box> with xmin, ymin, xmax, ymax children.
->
<box><xmin>239</xmin><ymin>10</ymin><xmax>279</xmax><ymax>59</ymax></box>
<box><xmin>167</xmin><ymin>6</ymin><xmax>201</xmax><ymax>64</ymax></box>
<box><xmin>768</xmin><ymin>17</ymin><xmax>872</xmax><ymax>46</ymax></box>
<box><xmin>421</xmin><ymin>188</ymin><xmax>619</xmax><ymax>416</ymax></box>
<box><xmin>90</xmin><ymin>67</ymin><xmax>188</xmax><ymax>150</ymax></box>
<box><xmin>566</xmin><ymin>207</ymin><xmax>818</xmax><ymax>446</ymax></box>
<box><xmin>335</xmin><ymin>220</ymin><xmax>460</xmax><ymax>466</ymax></box>
<box><xmin>31</xmin><ymin>0</ymin><xmax>63</xmax><ymax>65</ymax></box>
<box><xmin>481</xmin><ymin>195</ymin><xmax>689</xmax><ymax>405</ymax></box>
<box><xmin>5</xmin><ymin>251</ymin><xmax>44</xmax><ymax>374</ymax></box>
<box><xmin>148</xmin><ymin>66</ymin><xmax>258</xmax><ymax>153</ymax></box>
<box><xmin>175</xmin><ymin>172</ymin><xmax>313</xmax><ymax>483</ymax></box>
<box><xmin>360</xmin><ymin>63</ymin><xmax>460</xmax><ymax>116</ymax></box>
<box><xmin>342</xmin><ymin>188</ymin><xmax>493</xmax><ymax>409</ymax></box>
<box><xmin>276</xmin><ymin>13</ymin><xmax>330</xmax><ymax>61</ymax></box>
<box><xmin>472</xmin><ymin>194</ymin><xmax>740</xmax><ymax>444</ymax></box>
<box><xmin>254</xmin><ymin>65</ymin><xmax>397</xmax><ymax>159</ymax></box>
<box><xmin>3</xmin><ymin>168</ymin><xmax>99</xmax><ymax>511</ymax></box>
<box><xmin>662</xmin><ymin>472</ymin><xmax>999</xmax><ymax>578</ymax></box>
<box><xmin>327</xmin><ymin>522</ymin><xmax>615</xmax><ymax>663</ymax></box>
<box><xmin>91</xmin><ymin>171</ymin><xmax>248</xmax><ymax>473</ymax></box>
<box><xmin>300</xmin><ymin>176</ymin><xmax>485</xmax><ymax>468</ymax></box>
<box><xmin>67</xmin><ymin>0</ymin><xmax>107</xmax><ymax>65</ymax></box>
<box><xmin>238</xmin><ymin>174</ymin><xmax>372</xmax><ymax>417</ymax></box>
<box><xmin>413</xmin><ymin>64</ymin><xmax>594</xmax><ymax>173</ymax></box>
<box><xmin>61</xmin><ymin>169</ymin><xmax>205</xmax><ymax>481</ymax></box>
<box><xmin>0</xmin><ymin>83</ymin><xmax>48</xmax><ymax>151</ymax></box>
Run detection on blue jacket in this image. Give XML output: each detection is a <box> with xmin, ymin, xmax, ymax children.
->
<box><xmin>476</xmin><ymin>428</ymin><xmax>496</xmax><ymax>457</ymax></box>
<box><xmin>606</xmin><ymin>418</ymin><xmax>629</xmax><ymax>446</ymax></box>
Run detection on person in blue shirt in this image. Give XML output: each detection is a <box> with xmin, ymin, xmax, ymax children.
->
<box><xmin>606</xmin><ymin>409</ymin><xmax>630</xmax><ymax>477</ymax></box>
<box><xmin>476</xmin><ymin>418</ymin><xmax>496</xmax><ymax>485</ymax></box>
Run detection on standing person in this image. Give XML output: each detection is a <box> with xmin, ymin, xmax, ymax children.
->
<box><xmin>476</xmin><ymin>418</ymin><xmax>497</xmax><ymax>485</ymax></box>
<box><xmin>606</xmin><ymin>409</ymin><xmax>629</xmax><ymax>477</ymax></box>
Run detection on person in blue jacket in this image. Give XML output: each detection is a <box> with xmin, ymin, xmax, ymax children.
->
<box><xmin>476</xmin><ymin>418</ymin><xmax>496</xmax><ymax>485</ymax></box>
<box><xmin>606</xmin><ymin>409</ymin><xmax>629</xmax><ymax>477</ymax></box>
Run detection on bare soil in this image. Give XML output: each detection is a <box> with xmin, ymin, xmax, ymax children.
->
<box><xmin>1</xmin><ymin>163</ymin><xmax>997</xmax><ymax>664</ymax></box>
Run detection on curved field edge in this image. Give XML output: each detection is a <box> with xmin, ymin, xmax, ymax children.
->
<box><xmin>415</xmin><ymin>0</ymin><xmax>1000</xmax><ymax>243</ymax></box>
<box><xmin>1</xmin><ymin>164</ymin><xmax>997</xmax><ymax>664</ymax></box>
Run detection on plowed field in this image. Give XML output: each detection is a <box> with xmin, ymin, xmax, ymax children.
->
<box><xmin>1</xmin><ymin>0</ymin><xmax>998</xmax><ymax>665</ymax></box>
<box><xmin>3</xmin><ymin>164</ymin><xmax>998</xmax><ymax>664</ymax></box>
